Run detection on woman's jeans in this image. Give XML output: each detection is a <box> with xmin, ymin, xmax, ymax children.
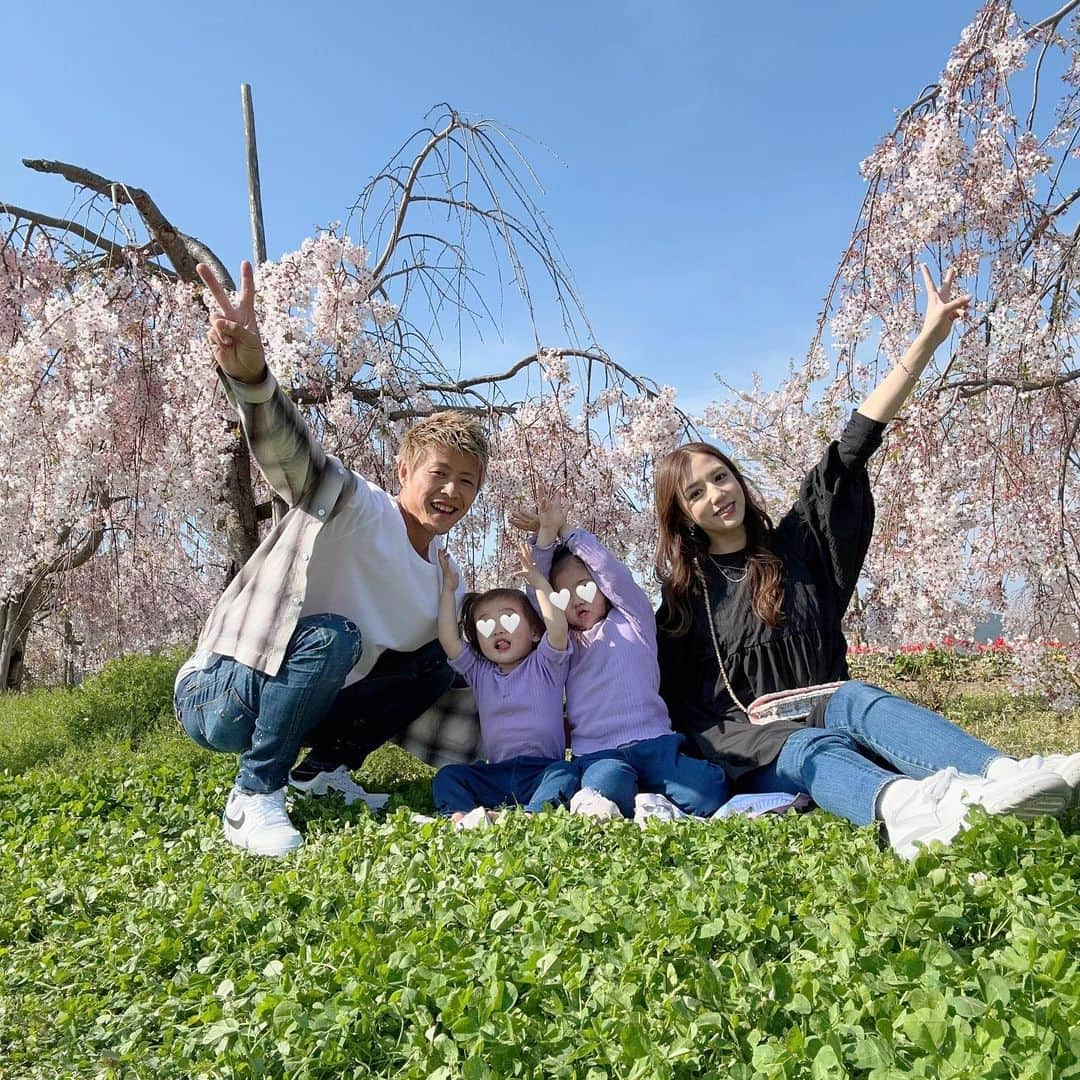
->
<box><xmin>433</xmin><ymin>755</ymin><xmax>580</xmax><ymax>815</ymax></box>
<box><xmin>175</xmin><ymin>614</ymin><xmax>363</xmax><ymax>794</ymax></box>
<box><xmin>572</xmin><ymin>733</ymin><xmax>730</xmax><ymax>818</ymax></box>
<box><xmin>740</xmin><ymin>681</ymin><xmax>1001</xmax><ymax>825</ymax></box>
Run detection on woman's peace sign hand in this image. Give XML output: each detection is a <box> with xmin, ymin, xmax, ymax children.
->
<box><xmin>918</xmin><ymin>264</ymin><xmax>971</xmax><ymax>352</ymax></box>
<box><xmin>197</xmin><ymin>260</ymin><xmax>267</xmax><ymax>384</ymax></box>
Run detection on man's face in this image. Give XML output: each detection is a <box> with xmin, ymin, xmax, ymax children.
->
<box><xmin>397</xmin><ymin>445</ymin><xmax>482</xmax><ymax>536</ymax></box>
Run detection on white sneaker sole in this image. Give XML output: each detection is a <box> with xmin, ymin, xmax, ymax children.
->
<box><xmin>288</xmin><ymin>773</ymin><xmax>333</xmax><ymax>794</ymax></box>
<box><xmin>289</xmin><ymin>771</ymin><xmax>390</xmax><ymax>809</ymax></box>
<box><xmin>974</xmin><ymin>773</ymin><xmax>1071</xmax><ymax>820</ymax></box>
<box><xmin>222</xmin><ymin>818</ymin><xmax>303</xmax><ymax>857</ymax></box>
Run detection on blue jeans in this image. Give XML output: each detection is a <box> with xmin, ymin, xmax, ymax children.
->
<box><xmin>433</xmin><ymin>755</ymin><xmax>579</xmax><ymax>814</ymax></box>
<box><xmin>740</xmin><ymin>681</ymin><xmax>1001</xmax><ymax>825</ymax></box>
<box><xmin>573</xmin><ymin>733</ymin><xmax>730</xmax><ymax>818</ymax></box>
<box><xmin>174</xmin><ymin>614</ymin><xmax>362</xmax><ymax>794</ymax></box>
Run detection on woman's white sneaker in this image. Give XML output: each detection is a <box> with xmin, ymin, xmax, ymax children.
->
<box><xmin>883</xmin><ymin>766</ymin><xmax>1070</xmax><ymax>859</ymax></box>
<box><xmin>987</xmin><ymin>753</ymin><xmax>1080</xmax><ymax>809</ymax></box>
<box><xmin>222</xmin><ymin>786</ymin><xmax>303</xmax><ymax>856</ymax></box>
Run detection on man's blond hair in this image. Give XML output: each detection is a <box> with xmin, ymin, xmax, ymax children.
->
<box><xmin>398</xmin><ymin>410</ymin><xmax>490</xmax><ymax>480</ymax></box>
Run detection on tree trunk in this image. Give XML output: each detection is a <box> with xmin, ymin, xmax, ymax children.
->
<box><xmin>221</xmin><ymin>433</ymin><xmax>261</xmax><ymax>575</ymax></box>
<box><xmin>0</xmin><ymin>589</ymin><xmax>35</xmax><ymax>691</ymax></box>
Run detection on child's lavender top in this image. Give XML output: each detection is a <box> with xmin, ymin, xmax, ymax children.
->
<box><xmin>531</xmin><ymin>530</ymin><xmax>673</xmax><ymax>756</ymax></box>
<box><xmin>448</xmin><ymin>634</ymin><xmax>572</xmax><ymax>763</ymax></box>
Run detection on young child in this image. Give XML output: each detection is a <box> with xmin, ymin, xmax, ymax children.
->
<box><xmin>432</xmin><ymin>543</ymin><xmax>578</xmax><ymax>825</ymax></box>
<box><xmin>512</xmin><ymin>496</ymin><xmax>730</xmax><ymax>819</ymax></box>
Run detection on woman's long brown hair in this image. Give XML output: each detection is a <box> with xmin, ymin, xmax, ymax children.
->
<box><xmin>653</xmin><ymin>443</ymin><xmax>785</xmax><ymax>634</ymax></box>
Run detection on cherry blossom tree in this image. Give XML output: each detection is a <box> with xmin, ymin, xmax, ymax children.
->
<box><xmin>7</xmin><ymin>11</ymin><xmax>1080</xmax><ymax>714</ymax></box>
<box><xmin>703</xmin><ymin>0</ymin><xmax>1080</xmax><ymax>704</ymax></box>
<box><xmin>0</xmin><ymin>109</ymin><xmax>690</xmax><ymax>687</ymax></box>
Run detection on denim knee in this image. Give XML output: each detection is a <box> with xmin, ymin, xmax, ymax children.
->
<box><xmin>578</xmin><ymin>756</ymin><xmax>636</xmax><ymax>816</ymax></box>
<box><xmin>287</xmin><ymin>614</ymin><xmax>361</xmax><ymax>679</ymax></box>
<box><xmin>781</xmin><ymin>727</ymin><xmax>858</xmax><ymax>774</ymax></box>
<box><xmin>581</xmin><ymin>757</ymin><xmax>635</xmax><ymax>790</ymax></box>
<box><xmin>824</xmin><ymin>680</ymin><xmax>884</xmax><ymax>728</ymax></box>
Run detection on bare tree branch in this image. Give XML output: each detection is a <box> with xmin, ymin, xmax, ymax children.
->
<box><xmin>0</xmin><ymin>202</ymin><xmax>174</xmax><ymax>276</ymax></box>
<box><xmin>21</xmin><ymin>158</ymin><xmax>232</xmax><ymax>287</ymax></box>
<box><xmin>1028</xmin><ymin>0</ymin><xmax>1080</xmax><ymax>34</ymax></box>
<box><xmin>937</xmin><ymin>369</ymin><xmax>1080</xmax><ymax>397</ymax></box>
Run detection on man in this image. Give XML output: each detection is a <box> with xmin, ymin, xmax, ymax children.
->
<box><xmin>174</xmin><ymin>261</ymin><xmax>488</xmax><ymax>855</ymax></box>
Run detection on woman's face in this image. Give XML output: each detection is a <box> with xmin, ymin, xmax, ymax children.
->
<box><xmin>551</xmin><ymin>556</ymin><xmax>610</xmax><ymax>631</ymax></box>
<box><xmin>679</xmin><ymin>452</ymin><xmax>747</xmax><ymax>548</ymax></box>
<box><xmin>472</xmin><ymin>594</ymin><xmax>539</xmax><ymax>667</ymax></box>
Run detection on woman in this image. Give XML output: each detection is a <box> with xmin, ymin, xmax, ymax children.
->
<box><xmin>654</xmin><ymin>266</ymin><xmax>1079</xmax><ymax>857</ymax></box>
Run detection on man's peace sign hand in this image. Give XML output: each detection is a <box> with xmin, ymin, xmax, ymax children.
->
<box><xmin>197</xmin><ymin>260</ymin><xmax>267</xmax><ymax>384</ymax></box>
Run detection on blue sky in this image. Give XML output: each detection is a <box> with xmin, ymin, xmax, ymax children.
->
<box><xmin>3</xmin><ymin>0</ymin><xmax>988</xmax><ymax>412</ymax></box>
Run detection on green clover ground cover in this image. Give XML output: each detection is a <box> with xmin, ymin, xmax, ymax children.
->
<box><xmin>0</xmin><ymin>672</ymin><xmax>1078</xmax><ymax>1078</ymax></box>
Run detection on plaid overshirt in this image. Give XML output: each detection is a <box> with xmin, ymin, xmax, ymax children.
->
<box><xmin>194</xmin><ymin>369</ymin><xmax>482</xmax><ymax>767</ymax></box>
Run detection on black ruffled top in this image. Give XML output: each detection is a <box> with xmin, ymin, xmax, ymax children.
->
<box><xmin>656</xmin><ymin>411</ymin><xmax>885</xmax><ymax>780</ymax></box>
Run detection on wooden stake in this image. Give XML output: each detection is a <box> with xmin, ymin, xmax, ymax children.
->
<box><xmin>241</xmin><ymin>83</ymin><xmax>267</xmax><ymax>265</ymax></box>
<box><xmin>241</xmin><ymin>83</ymin><xmax>286</xmax><ymax>527</ymax></box>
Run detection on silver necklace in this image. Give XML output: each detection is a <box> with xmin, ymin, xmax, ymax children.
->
<box><xmin>708</xmin><ymin>552</ymin><xmax>748</xmax><ymax>585</ymax></box>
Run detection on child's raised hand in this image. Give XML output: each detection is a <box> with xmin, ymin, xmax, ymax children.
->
<box><xmin>538</xmin><ymin>492</ymin><xmax>569</xmax><ymax>533</ymax></box>
<box><xmin>438</xmin><ymin>547</ymin><xmax>460</xmax><ymax>592</ymax></box>
<box><xmin>512</xmin><ymin>542</ymin><xmax>544</xmax><ymax>586</ymax></box>
<box><xmin>508</xmin><ymin>506</ymin><xmax>541</xmax><ymax>533</ymax></box>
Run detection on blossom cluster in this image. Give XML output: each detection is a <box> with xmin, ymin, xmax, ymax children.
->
<box><xmin>704</xmin><ymin>0</ymin><xmax>1079</xmax><ymax>708</ymax></box>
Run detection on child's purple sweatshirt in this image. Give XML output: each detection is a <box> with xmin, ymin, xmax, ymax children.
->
<box><xmin>449</xmin><ymin>634</ymin><xmax>571</xmax><ymax>762</ymax></box>
<box><xmin>531</xmin><ymin>529</ymin><xmax>673</xmax><ymax>755</ymax></box>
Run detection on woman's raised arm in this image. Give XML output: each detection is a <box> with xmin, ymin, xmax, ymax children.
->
<box><xmin>857</xmin><ymin>264</ymin><xmax>970</xmax><ymax>424</ymax></box>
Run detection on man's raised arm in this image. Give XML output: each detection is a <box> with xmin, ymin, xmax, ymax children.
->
<box><xmin>199</xmin><ymin>260</ymin><xmax>328</xmax><ymax>507</ymax></box>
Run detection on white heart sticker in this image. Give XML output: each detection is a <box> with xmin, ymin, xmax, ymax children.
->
<box><xmin>499</xmin><ymin>612</ymin><xmax>521</xmax><ymax>633</ymax></box>
<box><xmin>549</xmin><ymin>589</ymin><xmax>571</xmax><ymax>610</ymax></box>
<box><xmin>476</xmin><ymin>618</ymin><xmax>496</xmax><ymax>638</ymax></box>
<box><xmin>576</xmin><ymin>581</ymin><xmax>598</xmax><ymax>603</ymax></box>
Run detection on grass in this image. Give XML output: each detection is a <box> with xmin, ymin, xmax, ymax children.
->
<box><xmin>0</xmin><ymin>663</ymin><xmax>1077</xmax><ymax>1078</ymax></box>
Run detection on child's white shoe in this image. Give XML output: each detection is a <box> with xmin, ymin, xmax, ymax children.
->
<box><xmin>455</xmin><ymin>806</ymin><xmax>494</xmax><ymax>831</ymax></box>
<box><xmin>633</xmin><ymin>793</ymin><xmax>686</xmax><ymax>827</ymax></box>
<box><xmin>570</xmin><ymin>788</ymin><xmax>623</xmax><ymax>820</ymax></box>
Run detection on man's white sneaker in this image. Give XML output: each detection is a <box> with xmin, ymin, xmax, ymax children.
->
<box><xmin>634</xmin><ymin>792</ymin><xmax>686</xmax><ymax>827</ymax></box>
<box><xmin>883</xmin><ymin>766</ymin><xmax>1071</xmax><ymax>859</ymax></box>
<box><xmin>987</xmin><ymin>753</ymin><xmax>1080</xmax><ymax>809</ymax></box>
<box><xmin>289</xmin><ymin>765</ymin><xmax>390</xmax><ymax>810</ymax></box>
<box><xmin>222</xmin><ymin>786</ymin><xmax>303</xmax><ymax>857</ymax></box>
<box><xmin>569</xmin><ymin>788</ymin><xmax>624</xmax><ymax>820</ymax></box>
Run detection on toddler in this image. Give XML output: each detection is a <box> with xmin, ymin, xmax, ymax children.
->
<box><xmin>432</xmin><ymin>544</ymin><xmax>577</xmax><ymax>824</ymax></box>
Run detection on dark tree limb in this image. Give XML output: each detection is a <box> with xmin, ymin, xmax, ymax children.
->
<box><xmin>21</xmin><ymin>158</ymin><xmax>233</xmax><ymax>287</ymax></box>
<box><xmin>937</xmin><ymin>369</ymin><xmax>1080</xmax><ymax>398</ymax></box>
<box><xmin>0</xmin><ymin>201</ymin><xmax>173</xmax><ymax>275</ymax></box>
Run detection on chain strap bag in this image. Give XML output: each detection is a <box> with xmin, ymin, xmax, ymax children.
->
<box><xmin>695</xmin><ymin>559</ymin><xmax>844</xmax><ymax>726</ymax></box>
